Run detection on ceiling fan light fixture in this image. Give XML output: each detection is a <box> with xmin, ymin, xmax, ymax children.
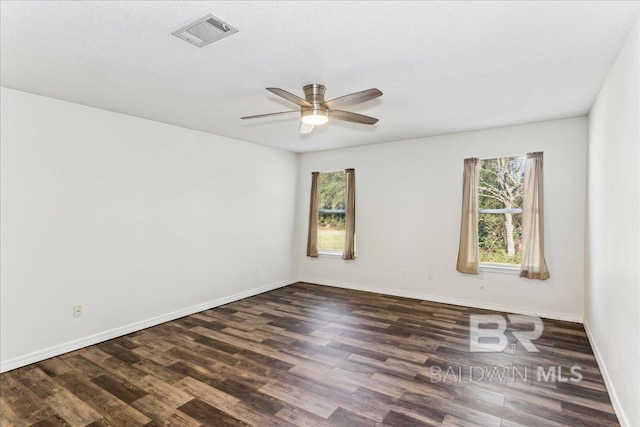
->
<box><xmin>301</xmin><ymin>108</ymin><xmax>329</xmax><ymax>125</ymax></box>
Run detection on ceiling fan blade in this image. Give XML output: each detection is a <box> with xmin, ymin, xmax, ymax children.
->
<box><xmin>330</xmin><ymin>110</ymin><xmax>379</xmax><ymax>125</ymax></box>
<box><xmin>241</xmin><ymin>110</ymin><xmax>299</xmax><ymax>120</ymax></box>
<box><xmin>322</xmin><ymin>88</ymin><xmax>382</xmax><ymax>110</ymax></box>
<box><xmin>300</xmin><ymin>123</ymin><xmax>314</xmax><ymax>134</ymax></box>
<box><xmin>266</xmin><ymin>88</ymin><xmax>313</xmax><ymax>108</ymax></box>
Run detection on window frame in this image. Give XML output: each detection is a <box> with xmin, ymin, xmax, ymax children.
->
<box><xmin>316</xmin><ymin>170</ymin><xmax>348</xmax><ymax>256</ymax></box>
<box><xmin>477</xmin><ymin>155</ymin><xmax>526</xmax><ymax>270</ymax></box>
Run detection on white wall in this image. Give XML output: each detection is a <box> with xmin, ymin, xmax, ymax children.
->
<box><xmin>585</xmin><ymin>19</ymin><xmax>639</xmax><ymax>427</ymax></box>
<box><xmin>0</xmin><ymin>88</ymin><xmax>298</xmax><ymax>371</ymax></box>
<box><xmin>297</xmin><ymin>117</ymin><xmax>587</xmax><ymax>321</ymax></box>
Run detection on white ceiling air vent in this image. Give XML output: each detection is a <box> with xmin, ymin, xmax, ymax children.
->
<box><xmin>172</xmin><ymin>14</ymin><xmax>238</xmax><ymax>47</ymax></box>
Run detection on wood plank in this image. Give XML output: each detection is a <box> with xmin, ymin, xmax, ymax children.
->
<box><xmin>177</xmin><ymin>399</ymin><xmax>247</xmax><ymax>426</ymax></box>
<box><xmin>258</xmin><ymin>381</ymin><xmax>338</xmax><ymax>419</ymax></box>
<box><xmin>130</xmin><ymin>394</ymin><xmax>201</xmax><ymax>427</ymax></box>
<box><xmin>43</xmin><ymin>388</ymin><xmax>102</xmax><ymax>426</ymax></box>
<box><xmin>53</xmin><ymin>372</ymin><xmax>152</xmax><ymax>426</ymax></box>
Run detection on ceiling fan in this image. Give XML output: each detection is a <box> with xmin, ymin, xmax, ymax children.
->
<box><xmin>241</xmin><ymin>84</ymin><xmax>382</xmax><ymax>134</ymax></box>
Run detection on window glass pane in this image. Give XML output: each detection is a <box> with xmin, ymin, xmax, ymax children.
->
<box><xmin>479</xmin><ymin>156</ymin><xmax>525</xmax><ymax>265</ymax></box>
<box><xmin>317</xmin><ymin>171</ymin><xmax>346</xmax><ymax>252</ymax></box>
<box><xmin>479</xmin><ymin>213</ymin><xmax>522</xmax><ymax>265</ymax></box>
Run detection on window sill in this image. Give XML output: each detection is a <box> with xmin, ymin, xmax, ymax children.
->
<box><xmin>318</xmin><ymin>251</ymin><xmax>343</xmax><ymax>258</ymax></box>
<box><xmin>317</xmin><ymin>251</ymin><xmax>357</xmax><ymax>259</ymax></box>
<box><xmin>479</xmin><ymin>263</ymin><xmax>521</xmax><ymax>275</ymax></box>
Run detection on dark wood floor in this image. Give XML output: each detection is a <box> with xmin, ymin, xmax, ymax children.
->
<box><xmin>0</xmin><ymin>282</ymin><xmax>619</xmax><ymax>427</ymax></box>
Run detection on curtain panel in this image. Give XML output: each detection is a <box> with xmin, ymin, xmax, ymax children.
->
<box><xmin>306</xmin><ymin>172</ymin><xmax>320</xmax><ymax>257</ymax></box>
<box><xmin>520</xmin><ymin>152</ymin><xmax>550</xmax><ymax>280</ymax></box>
<box><xmin>456</xmin><ymin>158</ymin><xmax>480</xmax><ymax>274</ymax></box>
<box><xmin>342</xmin><ymin>168</ymin><xmax>356</xmax><ymax>260</ymax></box>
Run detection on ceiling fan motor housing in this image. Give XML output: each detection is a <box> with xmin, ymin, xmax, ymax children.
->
<box><xmin>303</xmin><ymin>84</ymin><xmax>327</xmax><ymax>104</ymax></box>
<box><xmin>302</xmin><ymin>84</ymin><xmax>329</xmax><ymax>124</ymax></box>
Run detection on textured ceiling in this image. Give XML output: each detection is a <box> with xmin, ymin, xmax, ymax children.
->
<box><xmin>1</xmin><ymin>1</ymin><xmax>638</xmax><ymax>153</ymax></box>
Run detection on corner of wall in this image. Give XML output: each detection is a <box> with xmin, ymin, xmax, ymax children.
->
<box><xmin>583</xmin><ymin>16</ymin><xmax>640</xmax><ymax>427</ymax></box>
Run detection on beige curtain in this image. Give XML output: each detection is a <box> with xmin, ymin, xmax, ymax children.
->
<box><xmin>306</xmin><ymin>172</ymin><xmax>319</xmax><ymax>257</ymax></box>
<box><xmin>342</xmin><ymin>168</ymin><xmax>356</xmax><ymax>260</ymax></box>
<box><xmin>520</xmin><ymin>152</ymin><xmax>550</xmax><ymax>280</ymax></box>
<box><xmin>456</xmin><ymin>158</ymin><xmax>480</xmax><ymax>274</ymax></box>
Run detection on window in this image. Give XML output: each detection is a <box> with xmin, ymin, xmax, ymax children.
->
<box><xmin>317</xmin><ymin>171</ymin><xmax>346</xmax><ymax>253</ymax></box>
<box><xmin>478</xmin><ymin>156</ymin><xmax>525</xmax><ymax>267</ymax></box>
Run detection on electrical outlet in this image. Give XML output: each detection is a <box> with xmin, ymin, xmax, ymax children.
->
<box><xmin>427</xmin><ymin>272</ymin><xmax>433</xmax><ymax>280</ymax></box>
<box><xmin>255</xmin><ymin>266</ymin><xmax>262</xmax><ymax>275</ymax></box>
<box><xmin>400</xmin><ymin>268</ymin><xmax>407</xmax><ymax>277</ymax></box>
<box><xmin>73</xmin><ymin>305</ymin><xmax>83</xmax><ymax>318</ymax></box>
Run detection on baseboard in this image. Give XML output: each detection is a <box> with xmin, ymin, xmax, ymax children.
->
<box><xmin>0</xmin><ymin>279</ymin><xmax>294</xmax><ymax>373</ymax></box>
<box><xmin>583</xmin><ymin>320</ymin><xmax>629</xmax><ymax>427</ymax></box>
<box><xmin>298</xmin><ymin>277</ymin><xmax>583</xmax><ymax>323</ymax></box>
